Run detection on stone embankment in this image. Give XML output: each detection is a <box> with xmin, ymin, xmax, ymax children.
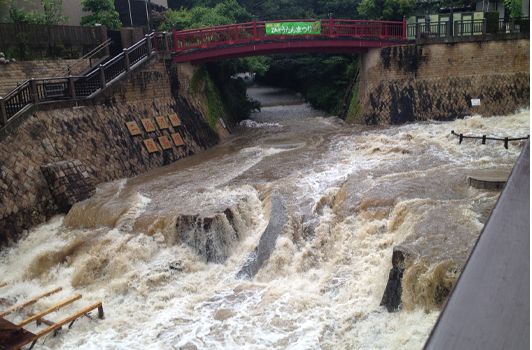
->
<box><xmin>345</xmin><ymin>37</ymin><xmax>530</xmax><ymax>124</ymax></box>
<box><xmin>0</xmin><ymin>58</ymin><xmax>228</xmax><ymax>247</ymax></box>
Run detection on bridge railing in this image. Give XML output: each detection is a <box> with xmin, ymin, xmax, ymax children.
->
<box><xmin>0</xmin><ymin>32</ymin><xmax>171</xmax><ymax>128</ymax></box>
<box><xmin>172</xmin><ymin>19</ymin><xmax>406</xmax><ymax>52</ymax></box>
<box><xmin>407</xmin><ymin>17</ymin><xmax>529</xmax><ymax>39</ymax></box>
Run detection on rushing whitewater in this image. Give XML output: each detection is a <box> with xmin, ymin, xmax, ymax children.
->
<box><xmin>0</xmin><ymin>84</ymin><xmax>529</xmax><ymax>349</ymax></box>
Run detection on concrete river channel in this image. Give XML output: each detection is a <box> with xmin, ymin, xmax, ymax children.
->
<box><xmin>0</xmin><ymin>82</ymin><xmax>529</xmax><ymax>349</ymax></box>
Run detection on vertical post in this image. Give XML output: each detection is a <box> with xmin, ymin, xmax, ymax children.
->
<box><xmin>403</xmin><ymin>16</ymin><xmax>407</xmax><ymax>39</ymax></box>
<box><xmin>482</xmin><ymin>18</ymin><xmax>487</xmax><ymax>34</ymax></box>
<box><xmin>123</xmin><ymin>48</ymin><xmax>130</xmax><ymax>71</ymax></box>
<box><xmin>30</xmin><ymin>78</ymin><xmax>38</xmax><ymax>104</ymax></box>
<box><xmin>510</xmin><ymin>18</ymin><xmax>515</xmax><ymax>32</ymax></box>
<box><xmin>99</xmin><ymin>64</ymin><xmax>106</xmax><ymax>89</ymax></box>
<box><xmin>253</xmin><ymin>15</ymin><xmax>257</xmax><ymax>40</ymax></box>
<box><xmin>235</xmin><ymin>24</ymin><xmax>239</xmax><ymax>41</ymax></box>
<box><xmin>0</xmin><ymin>97</ymin><xmax>7</xmax><ymax>126</ymax></box>
<box><xmin>482</xmin><ymin>135</ymin><xmax>486</xmax><ymax>144</ymax></box>
<box><xmin>449</xmin><ymin>0</ymin><xmax>454</xmax><ymax>36</ymax></box>
<box><xmin>146</xmin><ymin>34</ymin><xmax>152</xmax><ymax>56</ymax></box>
<box><xmin>172</xmin><ymin>27</ymin><xmax>179</xmax><ymax>51</ymax></box>
<box><xmin>454</xmin><ymin>21</ymin><xmax>459</xmax><ymax>36</ymax></box>
<box><xmin>459</xmin><ymin>134</ymin><xmax>463</xmax><ymax>144</ymax></box>
<box><xmin>504</xmin><ymin>138</ymin><xmax>509</xmax><ymax>149</ymax></box>
<box><xmin>329</xmin><ymin>13</ymin><xmax>334</xmax><ymax>37</ymax></box>
<box><xmin>68</xmin><ymin>75</ymin><xmax>76</xmax><ymax>101</ymax></box>
<box><xmin>201</xmin><ymin>29</ymin><xmax>204</xmax><ymax>45</ymax></box>
<box><xmin>471</xmin><ymin>19</ymin><xmax>474</xmax><ymax>35</ymax></box>
<box><xmin>446</xmin><ymin>20</ymin><xmax>450</xmax><ymax>37</ymax></box>
<box><xmin>163</xmin><ymin>32</ymin><xmax>169</xmax><ymax>51</ymax></box>
<box><xmin>416</xmin><ymin>22</ymin><xmax>421</xmax><ymax>39</ymax></box>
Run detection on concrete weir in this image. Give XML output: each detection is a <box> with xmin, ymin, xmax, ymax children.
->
<box><xmin>424</xmin><ymin>140</ymin><xmax>530</xmax><ymax>350</ymax></box>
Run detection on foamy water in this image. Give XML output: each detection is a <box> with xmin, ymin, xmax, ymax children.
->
<box><xmin>0</xmin><ymin>105</ymin><xmax>528</xmax><ymax>349</ymax></box>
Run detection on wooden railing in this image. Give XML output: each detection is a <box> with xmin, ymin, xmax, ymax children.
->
<box><xmin>0</xmin><ymin>32</ymin><xmax>174</xmax><ymax>128</ymax></box>
<box><xmin>172</xmin><ymin>18</ymin><xmax>407</xmax><ymax>52</ymax></box>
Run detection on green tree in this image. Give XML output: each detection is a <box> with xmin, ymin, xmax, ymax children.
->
<box><xmin>503</xmin><ymin>0</ymin><xmax>523</xmax><ymax>18</ymax></box>
<box><xmin>80</xmin><ymin>0</ymin><xmax>121</xmax><ymax>30</ymax></box>
<box><xmin>7</xmin><ymin>0</ymin><xmax>69</xmax><ymax>24</ymax></box>
<box><xmin>358</xmin><ymin>0</ymin><xmax>414</xmax><ymax>20</ymax></box>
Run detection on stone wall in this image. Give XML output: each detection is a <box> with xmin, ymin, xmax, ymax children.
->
<box><xmin>0</xmin><ymin>56</ymin><xmax>225</xmax><ymax>247</ymax></box>
<box><xmin>0</xmin><ymin>59</ymin><xmax>92</xmax><ymax>96</ymax></box>
<box><xmin>349</xmin><ymin>38</ymin><xmax>530</xmax><ymax>124</ymax></box>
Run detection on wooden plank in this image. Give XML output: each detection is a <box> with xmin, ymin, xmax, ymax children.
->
<box><xmin>13</xmin><ymin>302</ymin><xmax>103</xmax><ymax>350</ymax></box>
<box><xmin>16</xmin><ymin>295</ymin><xmax>81</xmax><ymax>328</ymax></box>
<box><xmin>0</xmin><ymin>287</ymin><xmax>62</xmax><ymax>317</ymax></box>
<box><xmin>0</xmin><ymin>299</ymin><xmax>58</xmax><ymax>327</ymax></box>
<box><xmin>0</xmin><ymin>317</ymin><xmax>35</xmax><ymax>350</ymax></box>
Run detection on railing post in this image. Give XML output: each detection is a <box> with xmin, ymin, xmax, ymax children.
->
<box><xmin>470</xmin><ymin>19</ymin><xmax>474</xmax><ymax>35</ymax></box>
<box><xmin>329</xmin><ymin>13</ymin><xmax>334</xmax><ymax>37</ymax></box>
<box><xmin>124</xmin><ymin>48</ymin><xmax>130</xmax><ymax>72</ymax></box>
<box><xmin>253</xmin><ymin>15</ymin><xmax>257</xmax><ymax>40</ymax></box>
<box><xmin>146</xmin><ymin>34</ymin><xmax>152</xmax><ymax>56</ymax></box>
<box><xmin>416</xmin><ymin>22</ymin><xmax>421</xmax><ymax>39</ymax></box>
<box><xmin>403</xmin><ymin>17</ymin><xmax>407</xmax><ymax>39</ymax></box>
<box><xmin>163</xmin><ymin>32</ymin><xmax>169</xmax><ymax>51</ymax></box>
<box><xmin>446</xmin><ymin>21</ymin><xmax>450</xmax><ymax>37</ymax></box>
<box><xmin>172</xmin><ymin>27</ymin><xmax>179</xmax><ymax>51</ymax></box>
<box><xmin>482</xmin><ymin>18</ymin><xmax>487</xmax><ymax>35</ymax></box>
<box><xmin>0</xmin><ymin>97</ymin><xmax>7</xmax><ymax>126</ymax></box>
<box><xmin>30</xmin><ymin>78</ymin><xmax>38</xmax><ymax>104</ymax></box>
<box><xmin>68</xmin><ymin>75</ymin><xmax>76</xmax><ymax>101</ymax></box>
<box><xmin>99</xmin><ymin>64</ymin><xmax>106</xmax><ymax>89</ymax></box>
<box><xmin>454</xmin><ymin>20</ymin><xmax>459</xmax><ymax>36</ymax></box>
<box><xmin>235</xmin><ymin>24</ymin><xmax>239</xmax><ymax>41</ymax></box>
<box><xmin>510</xmin><ymin>17</ymin><xmax>515</xmax><ymax>32</ymax></box>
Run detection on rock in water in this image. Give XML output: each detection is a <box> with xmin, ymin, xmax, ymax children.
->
<box><xmin>380</xmin><ymin>267</ymin><xmax>404</xmax><ymax>312</ymax></box>
<box><xmin>237</xmin><ymin>194</ymin><xmax>287</xmax><ymax>279</ymax></box>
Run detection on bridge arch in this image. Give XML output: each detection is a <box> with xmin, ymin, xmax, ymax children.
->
<box><xmin>169</xmin><ymin>19</ymin><xmax>407</xmax><ymax>64</ymax></box>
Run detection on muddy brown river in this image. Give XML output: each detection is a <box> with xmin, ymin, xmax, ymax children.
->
<box><xmin>0</xmin><ymin>83</ymin><xmax>529</xmax><ymax>349</ymax></box>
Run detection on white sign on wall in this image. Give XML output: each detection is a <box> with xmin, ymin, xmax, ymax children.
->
<box><xmin>471</xmin><ymin>99</ymin><xmax>481</xmax><ymax>106</ymax></box>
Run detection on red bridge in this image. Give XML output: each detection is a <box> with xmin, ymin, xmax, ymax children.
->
<box><xmin>170</xmin><ymin>18</ymin><xmax>407</xmax><ymax>64</ymax></box>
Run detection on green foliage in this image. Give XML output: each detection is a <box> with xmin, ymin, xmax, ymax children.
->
<box><xmin>80</xmin><ymin>0</ymin><xmax>121</xmax><ymax>30</ymax></box>
<box><xmin>503</xmin><ymin>0</ymin><xmax>523</xmax><ymax>18</ymax></box>
<box><xmin>7</xmin><ymin>0</ymin><xmax>69</xmax><ymax>24</ymax></box>
<box><xmin>358</xmin><ymin>0</ymin><xmax>415</xmax><ymax>20</ymax></box>
<box><xmin>346</xmin><ymin>79</ymin><xmax>361</xmax><ymax>122</ymax></box>
<box><xmin>188</xmin><ymin>66</ymin><xmax>227</xmax><ymax>129</ymax></box>
<box><xmin>257</xmin><ymin>53</ymin><xmax>359</xmax><ymax>115</ymax></box>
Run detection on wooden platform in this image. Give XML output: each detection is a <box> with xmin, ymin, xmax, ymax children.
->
<box><xmin>0</xmin><ymin>285</ymin><xmax>103</xmax><ymax>350</ymax></box>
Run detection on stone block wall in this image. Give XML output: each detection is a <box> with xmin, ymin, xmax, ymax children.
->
<box><xmin>350</xmin><ymin>38</ymin><xmax>530</xmax><ymax>124</ymax></box>
<box><xmin>0</xmin><ymin>56</ymin><xmax>223</xmax><ymax>247</ymax></box>
<box><xmin>0</xmin><ymin>59</ymin><xmax>91</xmax><ymax>96</ymax></box>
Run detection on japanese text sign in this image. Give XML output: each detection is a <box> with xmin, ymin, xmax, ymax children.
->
<box><xmin>126</xmin><ymin>121</ymin><xmax>141</xmax><ymax>136</ymax></box>
<box><xmin>143</xmin><ymin>139</ymin><xmax>158</xmax><ymax>153</ymax></box>
<box><xmin>171</xmin><ymin>133</ymin><xmax>184</xmax><ymax>146</ymax></box>
<box><xmin>158</xmin><ymin>136</ymin><xmax>172</xmax><ymax>150</ymax></box>
<box><xmin>141</xmin><ymin>119</ymin><xmax>156</xmax><ymax>132</ymax></box>
<box><xmin>156</xmin><ymin>116</ymin><xmax>169</xmax><ymax>129</ymax></box>
<box><xmin>169</xmin><ymin>114</ymin><xmax>181</xmax><ymax>127</ymax></box>
<box><xmin>265</xmin><ymin>21</ymin><xmax>321</xmax><ymax>35</ymax></box>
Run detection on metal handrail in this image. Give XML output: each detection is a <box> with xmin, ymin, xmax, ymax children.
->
<box><xmin>0</xmin><ymin>32</ymin><xmax>164</xmax><ymax>128</ymax></box>
<box><xmin>54</xmin><ymin>38</ymin><xmax>112</xmax><ymax>78</ymax></box>
<box><xmin>451</xmin><ymin>130</ymin><xmax>530</xmax><ymax>149</ymax></box>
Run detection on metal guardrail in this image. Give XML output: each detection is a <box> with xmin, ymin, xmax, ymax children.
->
<box><xmin>407</xmin><ymin>17</ymin><xmax>529</xmax><ymax>39</ymax></box>
<box><xmin>0</xmin><ymin>32</ymin><xmax>172</xmax><ymax>127</ymax></box>
<box><xmin>451</xmin><ymin>130</ymin><xmax>530</xmax><ymax>149</ymax></box>
<box><xmin>172</xmin><ymin>18</ymin><xmax>406</xmax><ymax>53</ymax></box>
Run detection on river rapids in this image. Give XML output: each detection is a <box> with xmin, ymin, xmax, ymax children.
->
<box><xmin>0</xmin><ymin>84</ymin><xmax>529</xmax><ymax>349</ymax></box>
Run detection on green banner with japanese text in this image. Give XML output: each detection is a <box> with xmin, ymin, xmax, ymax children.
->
<box><xmin>265</xmin><ymin>21</ymin><xmax>321</xmax><ymax>35</ymax></box>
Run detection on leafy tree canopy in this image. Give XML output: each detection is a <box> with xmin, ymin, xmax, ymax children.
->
<box><xmin>358</xmin><ymin>0</ymin><xmax>414</xmax><ymax>21</ymax></box>
<box><xmin>7</xmin><ymin>0</ymin><xmax>69</xmax><ymax>24</ymax></box>
<box><xmin>80</xmin><ymin>0</ymin><xmax>122</xmax><ymax>30</ymax></box>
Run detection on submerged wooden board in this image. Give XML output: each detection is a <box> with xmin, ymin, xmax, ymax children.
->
<box><xmin>0</xmin><ymin>317</ymin><xmax>35</xmax><ymax>350</ymax></box>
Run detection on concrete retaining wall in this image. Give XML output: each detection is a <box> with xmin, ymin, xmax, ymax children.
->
<box><xmin>0</xmin><ymin>57</ymin><xmax>226</xmax><ymax>247</ymax></box>
<box><xmin>348</xmin><ymin>37</ymin><xmax>530</xmax><ymax>124</ymax></box>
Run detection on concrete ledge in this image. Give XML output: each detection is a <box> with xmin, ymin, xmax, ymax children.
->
<box><xmin>424</xmin><ymin>140</ymin><xmax>530</xmax><ymax>350</ymax></box>
<box><xmin>416</xmin><ymin>32</ymin><xmax>529</xmax><ymax>45</ymax></box>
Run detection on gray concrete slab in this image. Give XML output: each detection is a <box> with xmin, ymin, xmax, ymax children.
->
<box><xmin>424</xmin><ymin>140</ymin><xmax>530</xmax><ymax>350</ymax></box>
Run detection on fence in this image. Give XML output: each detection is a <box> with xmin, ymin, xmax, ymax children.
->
<box><xmin>0</xmin><ymin>23</ymin><xmax>108</xmax><ymax>60</ymax></box>
<box><xmin>172</xmin><ymin>19</ymin><xmax>406</xmax><ymax>52</ymax></box>
<box><xmin>0</xmin><ymin>32</ymin><xmax>174</xmax><ymax>127</ymax></box>
<box><xmin>407</xmin><ymin>17</ymin><xmax>529</xmax><ymax>39</ymax></box>
<box><xmin>451</xmin><ymin>130</ymin><xmax>529</xmax><ymax>149</ymax></box>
